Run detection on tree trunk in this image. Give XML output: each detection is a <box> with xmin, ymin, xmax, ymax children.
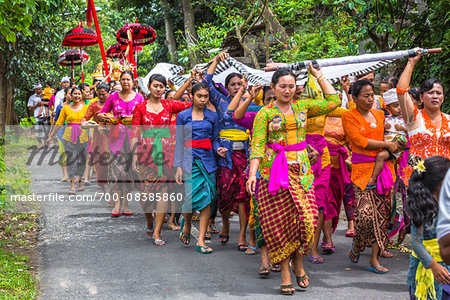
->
<box><xmin>160</xmin><ymin>0</ymin><xmax>177</xmax><ymax>64</ymax></box>
<box><xmin>266</xmin><ymin>7</ymin><xmax>291</xmax><ymax>49</ymax></box>
<box><xmin>236</xmin><ymin>24</ymin><xmax>260</xmax><ymax>69</ymax></box>
<box><xmin>0</xmin><ymin>41</ymin><xmax>7</xmax><ymax>136</ymax></box>
<box><xmin>181</xmin><ymin>0</ymin><xmax>198</xmax><ymax>66</ymax></box>
<box><xmin>264</xmin><ymin>7</ymin><xmax>270</xmax><ymax>64</ymax></box>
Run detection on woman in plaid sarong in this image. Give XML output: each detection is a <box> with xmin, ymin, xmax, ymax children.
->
<box><xmin>247</xmin><ymin>65</ymin><xmax>341</xmax><ymax>295</ymax></box>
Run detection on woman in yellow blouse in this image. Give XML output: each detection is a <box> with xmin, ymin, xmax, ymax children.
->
<box><xmin>246</xmin><ymin>64</ymin><xmax>340</xmax><ymax>295</ymax></box>
<box><xmin>47</xmin><ymin>87</ymin><xmax>88</xmax><ymax>194</ymax></box>
<box><xmin>305</xmin><ymin>102</ymin><xmax>347</xmax><ymax>263</ymax></box>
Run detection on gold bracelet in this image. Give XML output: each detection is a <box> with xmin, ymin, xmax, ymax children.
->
<box><xmin>317</xmin><ymin>75</ymin><xmax>326</xmax><ymax>82</ymax></box>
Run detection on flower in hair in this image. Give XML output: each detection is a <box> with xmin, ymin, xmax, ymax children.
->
<box><xmin>414</xmin><ymin>160</ymin><xmax>426</xmax><ymax>174</ymax></box>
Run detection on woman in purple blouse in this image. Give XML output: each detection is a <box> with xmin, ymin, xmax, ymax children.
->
<box><xmin>98</xmin><ymin>71</ymin><xmax>145</xmax><ymax>217</ymax></box>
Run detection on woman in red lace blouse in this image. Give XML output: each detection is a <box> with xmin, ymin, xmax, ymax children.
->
<box><xmin>131</xmin><ymin>74</ymin><xmax>192</xmax><ymax>246</ymax></box>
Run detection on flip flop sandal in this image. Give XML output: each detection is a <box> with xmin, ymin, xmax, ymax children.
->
<box><xmin>111</xmin><ymin>209</ymin><xmax>121</xmax><ymax>218</ymax></box>
<box><xmin>310</xmin><ymin>255</ymin><xmax>324</xmax><ymax>264</ymax></box>
<box><xmin>209</xmin><ymin>224</ymin><xmax>219</xmax><ymax>234</ymax></box>
<box><xmin>296</xmin><ymin>273</ymin><xmax>309</xmax><ymax>289</ymax></box>
<box><xmin>219</xmin><ymin>234</ymin><xmax>229</xmax><ymax>245</ymax></box>
<box><xmin>238</xmin><ymin>244</ymin><xmax>248</xmax><ymax>252</ymax></box>
<box><xmin>196</xmin><ymin>245</ymin><xmax>212</xmax><ymax>254</ymax></box>
<box><xmin>145</xmin><ymin>228</ymin><xmax>154</xmax><ymax>237</ymax></box>
<box><xmin>280</xmin><ymin>284</ymin><xmax>295</xmax><ymax>295</ymax></box>
<box><xmin>154</xmin><ymin>239</ymin><xmax>166</xmax><ymax>246</ymax></box>
<box><xmin>345</xmin><ymin>229</ymin><xmax>355</xmax><ymax>237</ymax></box>
<box><xmin>258</xmin><ymin>266</ymin><xmax>270</xmax><ymax>277</ymax></box>
<box><xmin>245</xmin><ymin>246</ymin><xmax>256</xmax><ymax>255</ymax></box>
<box><xmin>122</xmin><ymin>210</ymin><xmax>133</xmax><ymax>216</ymax></box>
<box><xmin>322</xmin><ymin>243</ymin><xmax>335</xmax><ymax>254</ymax></box>
<box><xmin>179</xmin><ymin>218</ymin><xmax>190</xmax><ymax>244</ymax></box>
<box><xmin>349</xmin><ymin>243</ymin><xmax>360</xmax><ymax>264</ymax></box>
<box><xmin>366</xmin><ymin>265</ymin><xmax>388</xmax><ymax>274</ymax></box>
<box><xmin>68</xmin><ymin>188</ymin><xmax>76</xmax><ymax>195</ymax></box>
<box><xmin>271</xmin><ymin>264</ymin><xmax>281</xmax><ymax>272</ymax></box>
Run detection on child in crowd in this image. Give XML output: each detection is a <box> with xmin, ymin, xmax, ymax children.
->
<box><xmin>39</xmin><ymin>81</ymin><xmax>53</xmax><ymax>118</ymax></box>
<box><xmin>368</xmin><ymin>88</ymin><xmax>407</xmax><ymax>187</ymax></box>
<box><xmin>406</xmin><ymin>156</ymin><xmax>450</xmax><ymax>299</ymax></box>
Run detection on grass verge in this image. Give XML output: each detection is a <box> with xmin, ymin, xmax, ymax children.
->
<box><xmin>1</xmin><ymin>133</ymin><xmax>39</xmax><ymax>299</ymax></box>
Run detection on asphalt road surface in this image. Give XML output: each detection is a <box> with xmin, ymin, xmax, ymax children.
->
<box><xmin>27</xmin><ymin>148</ymin><xmax>410</xmax><ymax>299</ymax></box>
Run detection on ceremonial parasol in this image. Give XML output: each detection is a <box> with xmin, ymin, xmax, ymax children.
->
<box><xmin>62</xmin><ymin>22</ymin><xmax>99</xmax><ymax>82</ymax></box>
<box><xmin>58</xmin><ymin>49</ymin><xmax>90</xmax><ymax>80</ymax></box>
<box><xmin>116</xmin><ymin>20</ymin><xmax>156</xmax><ymax>77</ymax></box>
<box><xmin>106</xmin><ymin>43</ymin><xmax>143</xmax><ymax>59</ymax></box>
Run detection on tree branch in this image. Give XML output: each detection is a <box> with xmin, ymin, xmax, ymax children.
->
<box><xmin>392</xmin><ymin>0</ymin><xmax>409</xmax><ymax>49</ymax></box>
<box><xmin>242</xmin><ymin>0</ymin><xmax>267</xmax><ymax>40</ymax></box>
<box><xmin>235</xmin><ymin>23</ymin><xmax>260</xmax><ymax>69</ymax></box>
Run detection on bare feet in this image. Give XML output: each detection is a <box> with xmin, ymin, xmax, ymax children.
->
<box><xmin>381</xmin><ymin>249</ymin><xmax>393</xmax><ymax>258</ymax></box>
<box><xmin>168</xmin><ymin>223</ymin><xmax>180</xmax><ymax>231</ymax></box>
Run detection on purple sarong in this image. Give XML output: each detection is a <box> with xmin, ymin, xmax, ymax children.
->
<box><xmin>306</xmin><ymin>134</ymin><xmax>327</xmax><ymax>176</ymax></box>
<box><xmin>327</xmin><ymin>143</ymin><xmax>351</xmax><ymax>184</ymax></box>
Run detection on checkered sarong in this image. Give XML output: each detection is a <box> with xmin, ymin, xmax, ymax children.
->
<box><xmin>34</xmin><ymin>116</ymin><xmax>51</xmax><ymax>141</ymax></box>
<box><xmin>258</xmin><ymin>164</ymin><xmax>318</xmax><ymax>264</ymax></box>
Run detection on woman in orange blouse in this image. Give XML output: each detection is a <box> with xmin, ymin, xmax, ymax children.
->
<box><xmin>81</xmin><ymin>83</ymin><xmax>110</xmax><ymax>196</ymax></box>
<box><xmin>397</xmin><ymin>52</ymin><xmax>450</xmax><ymax>183</ymax></box>
<box><xmin>342</xmin><ymin>80</ymin><xmax>401</xmax><ymax>274</ymax></box>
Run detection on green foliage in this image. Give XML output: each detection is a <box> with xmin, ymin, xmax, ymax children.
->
<box><xmin>0</xmin><ymin>0</ymin><xmax>34</xmax><ymax>43</ymax></box>
<box><xmin>1</xmin><ymin>0</ymin><xmax>448</xmax><ymax>116</ymax></box>
<box><xmin>0</xmin><ymin>249</ymin><xmax>37</xmax><ymax>299</ymax></box>
<box><xmin>177</xmin><ymin>24</ymin><xmax>227</xmax><ymax>64</ymax></box>
<box><xmin>0</xmin><ymin>136</ymin><xmax>33</xmax><ymax>211</ymax></box>
<box><xmin>272</xmin><ymin>9</ymin><xmax>358</xmax><ymax>62</ymax></box>
<box><xmin>321</xmin><ymin>0</ymin><xmax>450</xmax><ymax>112</ymax></box>
<box><xmin>1</xmin><ymin>0</ymin><xmax>83</xmax><ymax>119</ymax></box>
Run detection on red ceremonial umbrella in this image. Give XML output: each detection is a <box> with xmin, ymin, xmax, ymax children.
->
<box><xmin>62</xmin><ymin>22</ymin><xmax>98</xmax><ymax>82</ymax></box>
<box><xmin>116</xmin><ymin>20</ymin><xmax>156</xmax><ymax>77</ymax></box>
<box><xmin>58</xmin><ymin>49</ymin><xmax>90</xmax><ymax>80</ymax></box>
<box><xmin>106</xmin><ymin>43</ymin><xmax>143</xmax><ymax>59</ymax></box>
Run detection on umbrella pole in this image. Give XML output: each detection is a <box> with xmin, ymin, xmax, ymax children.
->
<box><xmin>135</xmin><ymin>45</ymin><xmax>138</xmax><ymax>71</ymax></box>
<box><xmin>89</xmin><ymin>0</ymin><xmax>110</xmax><ymax>80</ymax></box>
<box><xmin>81</xmin><ymin>47</ymin><xmax>85</xmax><ymax>83</ymax></box>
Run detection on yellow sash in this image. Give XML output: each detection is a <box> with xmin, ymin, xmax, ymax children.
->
<box><xmin>219</xmin><ymin>129</ymin><xmax>249</xmax><ymax>141</ymax></box>
<box><xmin>412</xmin><ymin>238</ymin><xmax>442</xmax><ymax>300</ymax></box>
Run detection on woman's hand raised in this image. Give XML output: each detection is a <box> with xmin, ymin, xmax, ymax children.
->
<box><xmin>215</xmin><ymin>51</ymin><xmax>229</xmax><ymax>63</ymax></box>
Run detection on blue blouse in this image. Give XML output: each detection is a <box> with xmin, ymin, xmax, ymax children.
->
<box><xmin>202</xmin><ymin>73</ymin><xmax>252</xmax><ymax>169</ymax></box>
<box><xmin>174</xmin><ymin>107</ymin><xmax>220</xmax><ymax>174</ymax></box>
<box><xmin>54</xmin><ymin>104</ymin><xmax>65</xmax><ymax>141</ymax></box>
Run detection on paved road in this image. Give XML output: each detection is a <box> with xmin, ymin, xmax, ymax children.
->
<box><xmin>28</xmin><ymin>148</ymin><xmax>410</xmax><ymax>299</ymax></box>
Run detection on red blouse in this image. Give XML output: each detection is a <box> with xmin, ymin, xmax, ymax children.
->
<box><xmin>131</xmin><ymin>99</ymin><xmax>192</xmax><ymax>170</ymax></box>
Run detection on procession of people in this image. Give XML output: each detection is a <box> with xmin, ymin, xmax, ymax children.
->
<box><xmin>28</xmin><ymin>50</ymin><xmax>450</xmax><ymax>298</ymax></box>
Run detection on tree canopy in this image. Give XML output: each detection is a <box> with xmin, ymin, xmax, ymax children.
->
<box><xmin>0</xmin><ymin>0</ymin><xmax>448</xmax><ymax>130</ymax></box>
